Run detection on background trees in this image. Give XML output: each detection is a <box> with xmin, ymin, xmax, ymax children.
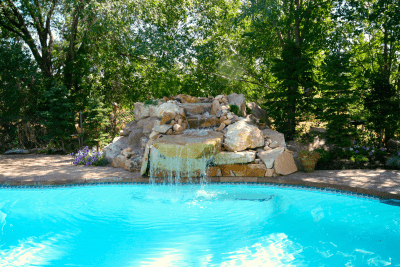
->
<box><xmin>1</xmin><ymin>0</ymin><xmax>399</xmax><ymax>151</ymax></box>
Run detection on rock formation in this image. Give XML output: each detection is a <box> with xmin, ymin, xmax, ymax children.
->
<box><xmin>105</xmin><ymin>93</ymin><xmax>298</xmax><ymax>178</ymax></box>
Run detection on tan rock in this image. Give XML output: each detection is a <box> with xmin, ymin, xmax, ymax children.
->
<box><xmin>215</xmin><ymin>123</ymin><xmax>225</xmax><ymax>132</ymax></box>
<box><xmin>220</xmin><ymin>164</ymin><xmax>246</xmax><ymax>177</ymax></box>
<box><xmin>213</xmin><ymin>151</ymin><xmax>256</xmax><ymax>165</ymax></box>
<box><xmin>257</xmin><ymin>147</ymin><xmax>285</xmax><ymax>168</ymax></box>
<box><xmin>175</xmin><ymin>114</ymin><xmax>182</xmax><ymax>121</ymax></box>
<box><xmin>246</xmin><ymin>164</ymin><xmax>267</xmax><ymax>177</ymax></box>
<box><xmin>121</xmin><ymin>147</ymin><xmax>132</xmax><ymax>156</ymax></box>
<box><xmin>173</xmin><ymin>124</ymin><xmax>183</xmax><ymax>132</ymax></box>
<box><xmin>166</xmin><ymin>129</ymin><xmax>173</xmax><ymax>135</ymax></box>
<box><xmin>137</xmin><ymin>117</ymin><xmax>160</xmax><ymax>134</ymax></box>
<box><xmin>149</xmin><ymin>131</ymin><xmax>159</xmax><ymax>140</ymax></box>
<box><xmin>151</xmin><ymin>102</ymin><xmax>184</xmax><ymax>118</ymax></box>
<box><xmin>134</xmin><ymin>102</ymin><xmax>151</xmax><ymax>121</ymax></box>
<box><xmin>223</xmin><ymin>119</ymin><xmax>232</xmax><ymax>125</ymax></box>
<box><xmin>176</xmin><ymin>94</ymin><xmax>198</xmax><ymax>103</ymax></box>
<box><xmin>221</xmin><ymin>97</ymin><xmax>228</xmax><ymax>104</ymax></box>
<box><xmin>177</xmin><ymin>118</ymin><xmax>183</xmax><ymax>125</ymax></box>
<box><xmin>206</xmin><ymin>166</ymin><xmax>222</xmax><ymax>176</ymax></box>
<box><xmin>274</xmin><ymin>150</ymin><xmax>298</xmax><ymax>175</ymax></box>
<box><xmin>179</xmin><ymin>103</ymin><xmax>212</xmax><ymax>115</ymax></box>
<box><xmin>187</xmin><ymin>116</ymin><xmax>219</xmax><ymax>128</ymax></box>
<box><xmin>112</xmin><ymin>155</ymin><xmax>127</xmax><ymax>168</ymax></box>
<box><xmin>152</xmin><ymin>124</ymin><xmax>171</xmax><ymax>134</ymax></box>
<box><xmin>160</xmin><ymin>112</ymin><xmax>176</xmax><ymax>124</ymax></box>
<box><xmin>265</xmin><ymin>168</ymin><xmax>274</xmax><ymax>177</ymax></box>
<box><xmin>152</xmin><ymin>131</ymin><xmax>223</xmax><ymax>159</ymax></box>
<box><xmin>219</xmin><ymin>116</ymin><xmax>227</xmax><ymax>124</ymax></box>
<box><xmin>224</xmin><ymin>120</ymin><xmax>264</xmax><ymax>152</ymax></box>
<box><xmin>211</xmin><ymin>99</ymin><xmax>220</xmax><ymax>116</ymax></box>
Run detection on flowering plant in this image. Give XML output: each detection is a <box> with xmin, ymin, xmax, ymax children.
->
<box><xmin>337</xmin><ymin>141</ymin><xmax>387</xmax><ymax>162</ymax></box>
<box><xmin>70</xmin><ymin>146</ymin><xmax>108</xmax><ymax>166</ymax></box>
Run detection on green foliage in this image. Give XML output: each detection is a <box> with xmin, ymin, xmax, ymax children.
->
<box><xmin>229</xmin><ymin>104</ymin><xmax>241</xmax><ymax>117</ymax></box>
<box><xmin>82</xmin><ymin>96</ymin><xmax>113</xmax><ymax>149</ymax></box>
<box><xmin>364</xmin><ymin>73</ymin><xmax>400</xmax><ymax>145</ymax></box>
<box><xmin>144</xmin><ymin>99</ymin><xmax>159</xmax><ymax>106</ymax></box>
<box><xmin>267</xmin><ymin>42</ymin><xmax>317</xmax><ymax>141</ymax></box>
<box><xmin>38</xmin><ymin>82</ymin><xmax>75</xmax><ymax>151</ymax></box>
<box><xmin>246</xmin><ymin>106</ymin><xmax>252</xmax><ymax>115</ymax></box>
<box><xmin>313</xmin><ymin>148</ymin><xmax>331</xmax><ymax>164</ymax></box>
<box><xmin>317</xmin><ymin>52</ymin><xmax>357</xmax><ymax>147</ymax></box>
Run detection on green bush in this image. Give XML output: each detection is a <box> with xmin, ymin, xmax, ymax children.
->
<box><xmin>230</xmin><ymin>104</ymin><xmax>241</xmax><ymax>117</ymax></box>
<box><xmin>314</xmin><ymin>147</ymin><xmax>331</xmax><ymax>163</ymax></box>
<box><xmin>144</xmin><ymin>99</ymin><xmax>158</xmax><ymax>106</ymax></box>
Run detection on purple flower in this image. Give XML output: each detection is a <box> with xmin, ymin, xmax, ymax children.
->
<box><xmin>355</xmin><ymin>150</ymin><xmax>359</xmax><ymax>153</ymax></box>
<box><xmin>369</xmin><ymin>152</ymin><xmax>373</xmax><ymax>155</ymax></box>
<box><xmin>381</xmin><ymin>148</ymin><xmax>386</xmax><ymax>151</ymax></box>
<box><xmin>353</xmin><ymin>141</ymin><xmax>356</xmax><ymax>144</ymax></box>
<box><xmin>366</xmin><ymin>146</ymin><xmax>370</xmax><ymax>151</ymax></box>
<box><xmin>86</xmin><ymin>161</ymin><xmax>89</xmax><ymax>166</ymax></box>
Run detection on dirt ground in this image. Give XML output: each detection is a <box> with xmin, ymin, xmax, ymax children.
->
<box><xmin>1</xmin><ymin>154</ymin><xmax>400</xmax><ymax>200</ymax></box>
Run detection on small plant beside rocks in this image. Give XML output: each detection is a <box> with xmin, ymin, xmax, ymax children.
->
<box><xmin>71</xmin><ymin>146</ymin><xmax>108</xmax><ymax>166</ymax></box>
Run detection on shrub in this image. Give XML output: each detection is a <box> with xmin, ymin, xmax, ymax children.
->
<box><xmin>314</xmin><ymin>147</ymin><xmax>331</xmax><ymax>163</ymax></box>
<box><xmin>144</xmin><ymin>99</ymin><xmax>158</xmax><ymax>106</ymax></box>
<box><xmin>229</xmin><ymin>104</ymin><xmax>241</xmax><ymax>117</ymax></box>
<box><xmin>71</xmin><ymin>146</ymin><xmax>108</xmax><ymax>166</ymax></box>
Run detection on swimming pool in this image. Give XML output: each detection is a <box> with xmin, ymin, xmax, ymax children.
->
<box><xmin>0</xmin><ymin>184</ymin><xmax>399</xmax><ymax>266</ymax></box>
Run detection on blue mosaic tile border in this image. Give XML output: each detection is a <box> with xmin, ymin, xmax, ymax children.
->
<box><xmin>0</xmin><ymin>180</ymin><xmax>386</xmax><ymax>201</ymax></box>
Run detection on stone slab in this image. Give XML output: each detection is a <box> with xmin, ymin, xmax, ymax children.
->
<box><xmin>257</xmin><ymin>147</ymin><xmax>285</xmax><ymax>169</ymax></box>
<box><xmin>213</xmin><ymin>151</ymin><xmax>256</xmax><ymax>165</ymax></box>
<box><xmin>152</xmin><ymin>131</ymin><xmax>223</xmax><ymax>159</ymax></box>
<box><xmin>274</xmin><ymin>151</ymin><xmax>298</xmax><ymax>175</ymax></box>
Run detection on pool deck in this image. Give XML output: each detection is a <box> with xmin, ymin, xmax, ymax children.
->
<box><xmin>1</xmin><ymin>154</ymin><xmax>400</xmax><ymax>200</ymax></box>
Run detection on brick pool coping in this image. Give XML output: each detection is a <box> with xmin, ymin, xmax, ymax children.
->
<box><xmin>1</xmin><ymin>154</ymin><xmax>400</xmax><ymax>200</ymax></box>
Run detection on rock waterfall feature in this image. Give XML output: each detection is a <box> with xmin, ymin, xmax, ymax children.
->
<box><xmin>104</xmin><ymin>93</ymin><xmax>298</xmax><ymax>182</ymax></box>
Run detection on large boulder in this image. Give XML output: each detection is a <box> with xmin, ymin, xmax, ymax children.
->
<box><xmin>262</xmin><ymin>129</ymin><xmax>286</xmax><ymax>148</ymax></box>
<box><xmin>212</xmin><ymin>151</ymin><xmax>256</xmax><ymax>165</ymax></box>
<box><xmin>274</xmin><ymin>150</ymin><xmax>298</xmax><ymax>175</ymax></box>
<box><xmin>224</xmin><ymin>120</ymin><xmax>264</xmax><ymax>152</ymax></box>
<box><xmin>257</xmin><ymin>147</ymin><xmax>285</xmax><ymax>169</ymax></box>
<box><xmin>152</xmin><ymin>131</ymin><xmax>223</xmax><ymax>159</ymax></box>
<box><xmin>103</xmin><ymin>136</ymin><xmax>129</xmax><ymax>162</ymax></box>
<box><xmin>134</xmin><ymin>102</ymin><xmax>151</xmax><ymax>121</ymax></box>
<box><xmin>147</xmin><ymin>131</ymin><xmax>224</xmax><ymax>177</ymax></box>
<box><xmin>227</xmin><ymin>93</ymin><xmax>246</xmax><ymax>117</ymax></box>
<box><xmin>150</xmin><ymin>102</ymin><xmax>185</xmax><ymax>118</ymax></box>
<box><xmin>137</xmin><ymin>117</ymin><xmax>160</xmax><ymax>134</ymax></box>
<box><xmin>112</xmin><ymin>155</ymin><xmax>127</xmax><ymax>168</ymax></box>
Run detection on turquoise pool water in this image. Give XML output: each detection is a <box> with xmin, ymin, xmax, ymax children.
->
<box><xmin>0</xmin><ymin>184</ymin><xmax>399</xmax><ymax>266</ymax></box>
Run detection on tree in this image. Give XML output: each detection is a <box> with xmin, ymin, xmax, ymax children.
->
<box><xmin>239</xmin><ymin>0</ymin><xmax>332</xmax><ymax>139</ymax></box>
